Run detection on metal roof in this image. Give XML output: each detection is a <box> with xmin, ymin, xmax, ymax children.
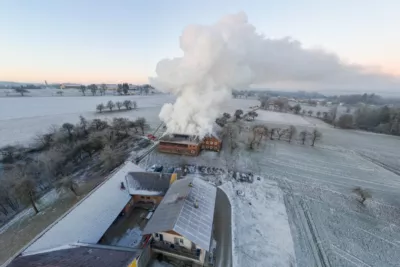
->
<box><xmin>142</xmin><ymin>176</ymin><xmax>216</xmax><ymax>250</ymax></box>
<box><xmin>23</xmin><ymin>162</ymin><xmax>143</xmax><ymax>255</ymax></box>
<box><xmin>125</xmin><ymin>172</ymin><xmax>172</xmax><ymax>196</ymax></box>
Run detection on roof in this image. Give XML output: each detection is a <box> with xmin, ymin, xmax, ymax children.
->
<box><xmin>23</xmin><ymin>162</ymin><xmax>143</xmax><ymax>255</ymax></box>
<box><xmin>125</xmin><ymin>172</ymin><xmax>172</xmax><ymax>196</ymax></box>
<box><xmin>142</xmin><ymin>176</ymin><xmax>216</xmax><ymax>250</ymax></box>
<box><xmin>8</xmin><ymin>245</ymin><xmax>139</xmax><ymax>267</ymax></box>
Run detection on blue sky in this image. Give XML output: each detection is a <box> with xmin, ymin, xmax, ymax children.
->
<box><xmin>1</xmin><ymin>0</ymin><xmax>399</xmax><ymax>84</ymax></box>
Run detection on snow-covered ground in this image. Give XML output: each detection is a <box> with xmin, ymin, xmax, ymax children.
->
<box><xmin>221</xmin><ymin>180</ymin><xmax>296</xmax><ymax>267</ymax></box>
<box><xmin>257</xmin><ymin>109</ymin><xmax>311</xmax><ymax>126</ymax></box>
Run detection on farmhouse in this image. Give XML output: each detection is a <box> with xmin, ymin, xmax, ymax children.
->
<box><xmin>143</xmin><ymin>177</ymin><xmax>217</xmax><ymax>266</ymax></box>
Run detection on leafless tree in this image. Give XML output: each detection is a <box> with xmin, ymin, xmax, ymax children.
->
<box><xmin>79</xmin><ymin>85</ymin><xmax>87</xmax><ymax>96</ymax></box>
<box><xmin>100</xmin><ymin>84</ymin><xmax>107</xmax><ymax>95</ymax></box>
<box><xmin>234</xmin><ymin>109</ymin><xmax>243</xmax><ymax>121</ymax></box>
<box><xmin>352</xmin><ymin>187</ymin><xmax>371</xmax><ymax>205</ymax></box>
<box><xmin>299</xmin><ymin>130</ymin><xmax>309</xmax><ymax>145</ymax></box>
<box><xmin>269</xmin><ymin>128</ymin><xmax>275</xmax><ymax>140</ymax></box>
<box><xmin>55</xmin><ymin>176</ymin><xmax>79</xmax><ymax>197</ymax></box>
<box><xmin>135</xmin><ymin>117</ymin><xmax>148</xmax><ymax>135</ymax></box>
<box><xmin>308</xmin><ymin>110</ymin><xmax>313</xmax><ymax>116</ymax></box>
<box><xmin>223</xmin><ymin>123</ymin><xmax>238</xmax><ymax>153</ymax></box>
<box><xmin>310</xmin><ymin>128</ymin><xmax>322</xmax><ymax>146</ymax></box>
<box><xmin>123</xmin><ymin>100</ymin><xmax>132</xmax><ymax>110</ymax></box>
<box><xmin>99</xmin><ymin>145</ymin><xmax>127</xmax><ymax>172</ymax></box>
<box><xmin>286</xmin><ymin>125</ymin><xmax>297</xmax><ymax>143</ymax></box>
<box><xmin>249</xmin><ymin>125</ymin><xmax>268</xmax><ymax>149</ymax></box>
<box><xmin>96</xmin><ymin>103</ymin><xmax>105</xmax><ymax>113</ymax></box>
<box><xmin>276</xmin><ymin>128</ymin><xmax>287</xmax><ymax>140</ymax></box>
<box><xmin>61</xmin><ymin>123</ymin><xmax>74</xmax><ymax>141</ymax></box>
<box><xmin>14</xmin><ymin>176</ymin><xmax>39</xmax><ymax>214</ymax></box>
<box><xmin>115</xmin><ymin>101</ymin><xmax>123</xmax><ymax>110</ymax></box>
<box><xmin>106</xmin><ymin>100</ymin><xmax>115</xmax><ymax>111</ymax></box>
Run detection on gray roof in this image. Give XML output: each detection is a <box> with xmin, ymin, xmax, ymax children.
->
<box><xmin>125</xmin><ymin>172</ymin><xmax>172</xmax><ymax>196</ymax></box>
<box><xmin>142</xmin><ymin>176</ymin><xmax>216</xmax><ymax>250</ymax></box>
<box><xmin>23</xmin><ymin>162</ymin><xmax>143</xmax><ymax>255</ymax></box>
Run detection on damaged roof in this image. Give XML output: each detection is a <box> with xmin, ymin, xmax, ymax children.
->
<box><xmin>125</xmin><ymin>172</ymin><xmax>172</xmax><ymax>196</ymax></box>
<box><xmin>142</xmin><ymin>176</ymin><xmax>216</xmax><ymax>250</ymax></box>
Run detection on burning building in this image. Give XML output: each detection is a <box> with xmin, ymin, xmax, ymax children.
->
<box><xmin>158</xmin><ymin>133</ymin><xmax>222</xmax><ymax>156</ymax></box>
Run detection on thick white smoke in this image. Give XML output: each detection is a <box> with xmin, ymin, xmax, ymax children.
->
<box><xmin>150</xmin><ymin>12</ymin><xmax>399</xmax><ymax>136</ymax></box>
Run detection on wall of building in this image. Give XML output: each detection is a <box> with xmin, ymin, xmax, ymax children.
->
<box><xmin>202</xmin><ymin>136</ymin><xmax>222</xmax><ymax>151</ymax></box>
<box><xmin>152</xmin><ymin>231</ymin><xmax>206</xmax><ymax>264</ymax></box>
<box><xmin>133</xmin><ymin>195</ymin><xmax>163</xmax><ymax>205</ymax></box>
<box><xmin>158</xmin><ymin>142</ymin><xmax>200</xmax><ymax>156</ymax></box>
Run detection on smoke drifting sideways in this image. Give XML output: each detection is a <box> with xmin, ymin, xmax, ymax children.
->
<box><xmin>150</xmin><ymin>12</ymin><xmax>400</xmax><ymax>137</ymax></box>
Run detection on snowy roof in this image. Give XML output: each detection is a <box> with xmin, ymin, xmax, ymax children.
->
<box><xmin>142</xmin><ymin>176</ymin><xmax>216</xmax><ymax>250</ymax></box>
<box><xmin>23</xmin><ymin>162</ymin><xmax>143</xmax><ymax>255</ymax></box>
<box><xmin>125</xmin><ymin>172</ymin><xmax>172</xmax><ymax>196</ymax></box>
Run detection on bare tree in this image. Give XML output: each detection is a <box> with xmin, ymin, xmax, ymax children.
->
<box><xmin>14</xmin><ymin>177</ymin><xmax>39</xmax><ymax>214</ymax></box>
<box><xmin>115</xmin><ymin>101</ymin><xmax>123</xmax><ymax>110</ymax></box>
<box><xmin>117</xmin><ymin>84</ymin><xmax>123</xmax><ymax>95</ymax></box>
<box><xmin>123</xmin><ymin>100</ymin><xmax>132</xmax><ymax>110</ymax></box>
<box><xmin>299</xmin><ymin>130</ymin><xmax>309</xmax><ymax>145</ymax></box>
<box><xmin>302</xmin><ymin>110</ymin><xmax>306</xmax><ymax>116</ymax></box>
<box><xmin>132</xmin><ymin>101</ymin><xmax>137</xmax><ymax>109</ymax></box>
<box><xmin>106</xmin><ymin>100</ymin><xmax>115</xmax><ymax>111</ymax></box>
<box><xmin>249</xmin><ymin>125</ymin><xmax>268</xmax><ymax>149</ymax></box>
<box><xmin>352</xmin><ymin>187</ymin><xmax>371</xmax><ymax>205</ymax></box>
<box><xmin>14</xmin><ymin>87</ymin><xmax>29</xmax><ymax>96</ymax></box>
<box><xmin>310</xmin><ymin>128</ymin><xmax>322</xmax><ymax>146</ymax></box>
<box><xmin>286</xmin><ymin>125</ymin><xmax>297</xmax><ymax>143</ymax></box>
<box><xmin>89</xmin><ymin>84</ymin><xmax>98</xmax><ymax>96</ymax></box>
<box><xmin>55</xmin><ymin>176</ymin><xmax>79</xmax><ymax>196</ymax></box>
<box><xmin>99</xmin><ymin>145</ymin><xmax>127</xmax><ymax>172</ymax></box>
<box><xmin>100</xmin><ymin>84</ymin><xmax>107</xmax><ymax>96</ymax></box>
<box><xmin>293</xmin><ymin>104</ymin><xmax>301</xmax><ymax>114</ymax></box>
<box><xmin>135</xmin><ymin>117</ymin><xmax>148</xmax><ymax>135</ymax></box>
<box><xmin>61</xmin><ymin>123</ymin><xmax>74</xmax><ymax>141</ymax></box>
<box><xmin>223</xmin><ymin>113</ymin><xmax>231</xmax><ymax>119</ymax></box>
<box><xmin>79</xmin><ymin>85</ymin><xmax>87</xmax><ymax>96</ymax></box>
<box><xmin>222</xmin><ymin>123</ymin><xmax>238</xmax><ymax>153</ymax></box>
<box><xmin>276</xmin><ymin>128</ymin><xmax>287</xmax><ymax>140</ymax></box>
<box><xmin>316</xmin><ymin>111</ymin><xmax>321</xmax><ymax>117</ymax></box>
<box><xmin>269</xmin><ymin>128</ymin><xmax>275</xmax><ymax>140</ymax></box>
<box><xmin>308</xmin><ymin>110</ymin><xmax>313</xmax><ymax>116</ymax></box>
<box><xmin>234</xmin><ymin>109</ymin><xmax>243</xmax><ymax>121</ymax></box>
<box><xmin>96</xmin><ymin>103</ymin><xmax>105</xmax><ymax>113</ymax></box>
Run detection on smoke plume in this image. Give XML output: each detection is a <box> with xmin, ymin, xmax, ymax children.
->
<box><xmin>150</xmin><ymin>12</ymin><xmax>399</xmax><ymax>136</ymax></box>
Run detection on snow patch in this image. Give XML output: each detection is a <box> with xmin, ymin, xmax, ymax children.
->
<box><xmin>220</xmin><ymin>178</ymin><xmax>296</xmax><ymax>267</ymax></box>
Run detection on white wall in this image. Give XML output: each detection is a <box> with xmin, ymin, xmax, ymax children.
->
<box><xmin>152</xmin><ymin>231</ymin><xmax>206</xmax><ymax>263</ymax></box>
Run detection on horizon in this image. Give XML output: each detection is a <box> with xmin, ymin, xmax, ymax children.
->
<box><xmin>1</xmin><ymin>1</ymin><xmax>400</xmax><ymax>93</ymax></box>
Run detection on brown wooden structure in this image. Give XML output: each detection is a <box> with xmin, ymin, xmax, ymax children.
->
<box><xmin>158</xmin><ymin>133</ymin><xmax>222</xmax><ymax>156</ymax></box>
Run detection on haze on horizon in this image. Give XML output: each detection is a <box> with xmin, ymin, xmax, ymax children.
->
<box><xmin>1</xmin><ymin>0</ymin><xmax>400</xmax><ymax>94</ymax></box>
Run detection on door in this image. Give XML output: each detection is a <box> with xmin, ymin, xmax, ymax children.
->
<box><xmin>159</xmin><ymin>234</ymin><xmax>164</xmax><ymax>241</ymax></box>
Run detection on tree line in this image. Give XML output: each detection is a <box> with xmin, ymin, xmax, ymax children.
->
<box><xmin>96</xmin><ymin>100</ymin><xmax>137</xmax><ymax>113</ymax></box>
<box><xmin>0</xmin><ymin>116</ymin><xmax>149</xmax><ymax>220</ymax></box>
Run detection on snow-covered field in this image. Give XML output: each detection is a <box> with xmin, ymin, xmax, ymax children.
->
<box><xmin>257</xmin><ymin>109</ymin><xmax>312</xmax><ymax>126</ymax></box>
<box><xmin>0</xmin><ymin>93</ymin><xmax>175</xmax><ymax>147</ymax></box>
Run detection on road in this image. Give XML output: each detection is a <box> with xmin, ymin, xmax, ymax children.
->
<box><xmin>213</xmin><ymin>188</ymin><xmax>233</xmax><ymax>267</ymax></box>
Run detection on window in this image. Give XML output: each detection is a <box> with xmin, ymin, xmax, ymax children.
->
<box><xmin>155</xmin><ymin>233</ymin><xmax>159</xmax><ymax>238</ymax></box>
<box><xmin>140</xmin><ymin>196</ymin><xmax>145</xmax><ymax>199</ymax></box>
<box><xmin>174</xmin><ymin>237</ymin><xmax>184</xmax><ymax>246</ymax></box>
<box><xmin>146</xmin><ymin>197</ymin><xmax>150</xmax><ymax>199</ymax></box>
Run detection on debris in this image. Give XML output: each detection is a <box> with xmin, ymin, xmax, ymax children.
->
<box><xmin>236</xmin><ymin>190</ymin><xmax>244</xmax><ymax>196</ymax></box>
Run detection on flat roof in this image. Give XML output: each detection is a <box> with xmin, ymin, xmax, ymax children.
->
<box><xmin>23</xmin><ymin>162</ymin><xmax>144</xmax><ymax>255</ymax></box>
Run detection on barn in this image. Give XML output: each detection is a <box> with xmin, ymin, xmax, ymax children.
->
<box><xmin>158</xmin><ymin>134</ymin><xmax>201</xmax><ymax>156</ymax></box>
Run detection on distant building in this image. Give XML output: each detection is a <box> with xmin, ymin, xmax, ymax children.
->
<box><xmin>143</xmin><ymin>177</ymin><xmax>216</xmax><ymax>266</ymax></box>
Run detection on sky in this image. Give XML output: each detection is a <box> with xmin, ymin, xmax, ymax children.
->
<box><xmin>0</xmin><ymin>0</ymin><xmax>400</xmax><ymax>90</ymax></box>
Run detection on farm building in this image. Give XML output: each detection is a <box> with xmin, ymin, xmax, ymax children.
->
<box><xmin>158</xmin><ymin>134</ymin><xmax>202</xmax><ymax>156</ymax></box>
<box><xmin>143</xmin><ymin>176</ymin><xmax>217</xmax><ymax>266</ymax></box>
<box><xmin>125</xmin><ymin>172</ymin><xmax>177</xmax><ymax>205</ymax></box>
<box><xmin>158</xmin><ymin>133</ymin><xmax>222</xmax><ymax>156</ymax></box>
